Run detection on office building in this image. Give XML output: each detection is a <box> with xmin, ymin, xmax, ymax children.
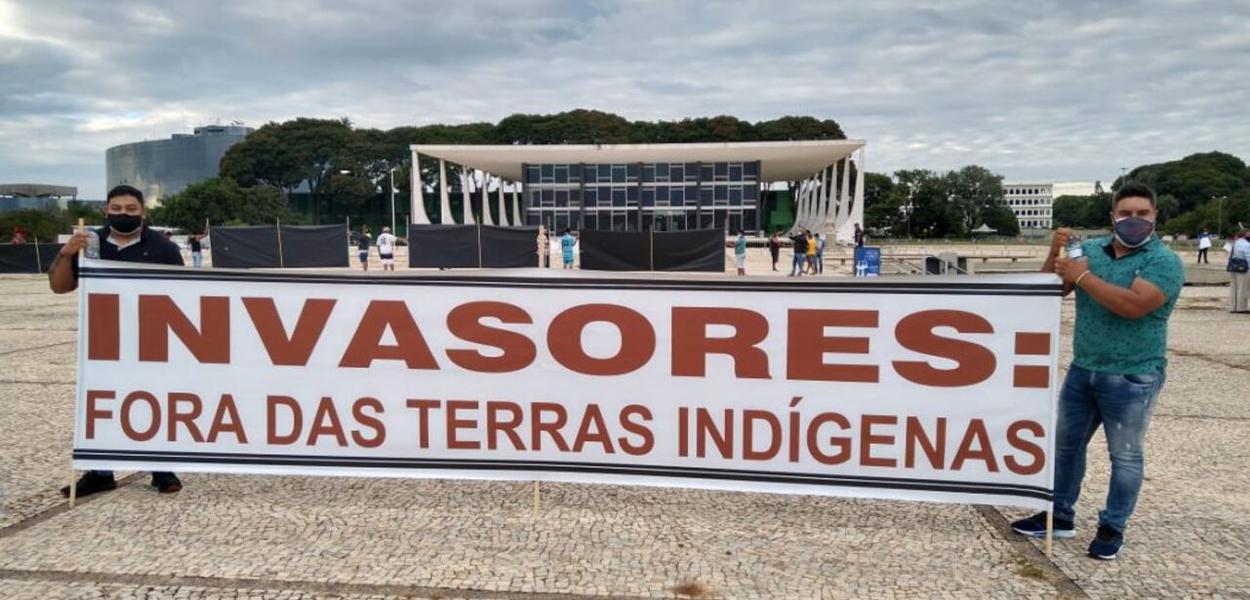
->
<box><xmin>1003</xmin><ymin>181</ymin><xmax>1097</xmax><ymax>229</ymax></box>
<box><xmin>106</xmin><ymin>124</ymin><xmax>254</xmax><ymax>206</ymax></box>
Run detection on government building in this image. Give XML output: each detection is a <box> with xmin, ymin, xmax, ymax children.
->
<box><xmin>409</xmin><ymin>140</ymin><xmax>866</xmax><ymax>241</ymax></box>
<box><xmin>106</xmin><ymin>124</ymin><xmax>253</xmax><ymax>206</ymax></box>
<box><xmin>1003</xmin><ymin>181</ymin><xmax>1097</xmax><ymax>229</ymax></box>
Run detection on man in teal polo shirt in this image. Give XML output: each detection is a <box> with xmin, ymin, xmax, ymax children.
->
<box><xmin>1012</xmin><ymin>182</ymin><xmax>1183</xmax><ymax>561</ymax></box>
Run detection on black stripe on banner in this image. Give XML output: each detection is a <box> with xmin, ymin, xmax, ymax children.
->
<box><xmin>74</xmin><ymin>449</ymin><xmax>1053</xmax><ymax>501</ymax></box>
<box><xmin>79</xmin><ymin>267</ymin><xmax>1064</xmax><ymax>297</ymax></box>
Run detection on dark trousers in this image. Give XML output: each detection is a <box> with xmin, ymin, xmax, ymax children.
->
<box><xmin>1197</xmin><ymin>248</ymin><xmax>1208</xmax><ymax>263</ymax></box>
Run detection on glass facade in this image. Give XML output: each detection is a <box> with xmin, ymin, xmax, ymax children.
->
<box><xmin>522</xmin><ymin>161</ymin><xmax>760</xmax><ymax>232</ymax></box>
<box><xmin>106</xmin><ymin>125</ymin><xmax>254</xmax><ymax>206</ymax></box>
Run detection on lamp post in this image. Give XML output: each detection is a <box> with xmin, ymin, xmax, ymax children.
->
<box><xmin>1215</xmin><ymin>195</ymin><xmax>1227</xmax><ymax>237</ymax></box>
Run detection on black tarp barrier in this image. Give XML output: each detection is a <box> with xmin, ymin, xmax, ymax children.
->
<box><xmin>578</xmin><ymin>229</ymin><xmax>651</xmax><ymax>271</ymax></box>
<box><xmin>209</xmin><ymin>225</ymin><xmax>348</xmax><ymax>268</ymax></box>
<box><xmin>209</xmin><ymin>226</ymin><xmax>281</xmax><ymax>268</ymax></box>
<box><xmin>652</xmin><ymin>229</ymin><xmax>726</xmax><ymax>272</ymax></box>
<box><xmin>579</xmin><ymin>229</ymin><xmax>726</xmax><ymax>272</ymax></box>
<box><xmin>0</xmin><ymin>243</ymin><xmax>64</xmax><ymax>273</ymax></box>
<box><xmin>278</xmin><ymin>225</ymin><xmax>349</xmax><ymax>268</ymax></box>
<box><xmin>407</xmin><ymin>225</ymin><xmax>480</xmax><ymax>268</ymax></box>
<box><xmin>480</xmin><ymin>226</ymin><xmax>540</xmax><ymax>268</ymax></box>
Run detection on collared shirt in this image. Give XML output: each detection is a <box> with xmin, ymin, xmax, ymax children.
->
<box><xmin>71</xmin><ymin>226</ymin><xmax>184</xmax><ymax>279</ymax></box>
<box><xmin>1073</xmin><ymin>235</ymin><xmax>1183</xmax><ymax>375</ymax></box>
<box><xmin>1233</xmin><ymin>238</ymin><xmax>1250</xmax><ymax>262</ymax></box>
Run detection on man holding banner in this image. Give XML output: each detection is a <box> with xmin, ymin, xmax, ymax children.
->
<box><xmin>49</xmin><ymin>184</ymin><xmax>185</xmax><ymax>497</ymax></box>
<box><xmin>1013</xmin><ymin>182</ymin><xmax>1183</xmax><ymax>561</ymax></box>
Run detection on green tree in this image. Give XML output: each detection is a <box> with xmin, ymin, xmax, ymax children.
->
<box><xmin>1052</xmin><ymin>195</ymin><xmax>1085</xmax><ymax>227</ymax></box>
<box><xmin>1078</xmin><ymin>191</ymin><xmax>1113</xmax><ymax>229</ymax></box>
<box><xmin>863</xmin><ymin>172</ymin><xmax>903</xmax><ymax>234</ymax></box>
<box><xmin>1126</xmin><ymin>152</ymin><xmax>1250</xmax><ymax>214</ymax></box>
<box><xmin>220</xmin><ymin>118</ymin><xmax>354</xmax><ymax>223</ymax></box>
<box><xmin>980</xmin><ymin>202</ymin><xmax>1020</xmax><ymax>236</ymax></box>
<box><xmin>0</xmin><ymin>209</ymin><xmax>62</xmax><ymax>242</ymax></box>
<box><xmin>943</xmin><ymin>165</ymin><xmax>1005</xmax><ymax>236</ymax></box>
<box><xmin>891</xmin><ymin>169</ymin><xmax>955</xmax><ymax>238</ymax></box>
<box><xmin>1155</xmin><ymin>193</ymin><xmax>1180</xmax><ymax>225</ymax></box>
<box><xmin>149</xmin><ymin>178</ymin><xmax>295</xmax><ymax>232</ymax></box>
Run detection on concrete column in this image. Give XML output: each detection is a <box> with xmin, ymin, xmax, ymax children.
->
<box><xmin>480</xmin><ymin>171</ymin><xmax>494</xmax><ymax>226</ymax></box>
<box><xmin>512</xmin><ymin>184</ymin><xmax>522</xmax><ymax>227</ymax></box>
<box><xmin>438</xmin><ymin>159</ymin><xmax>454</xmax><ymax>225</ymax></box>
<box><xmin>461</xmin><ymin>171</ymin><xmax>475</xmax><ymax>225</ymax></box>
<box><xmin>411</xmin><ymin>151</ymin><xmax>430</xmax><ymax>225</ymax></box>
<box><xmin>496</xmin><ymin>177</ymin><xmax>509</xmax><ymax>226</ymax></box>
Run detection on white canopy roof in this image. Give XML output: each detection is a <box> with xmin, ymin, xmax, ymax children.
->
<box><xmin>411</xmin><ymin>140</ymin><xmax>865</xmax><ymax>182</ymax></box>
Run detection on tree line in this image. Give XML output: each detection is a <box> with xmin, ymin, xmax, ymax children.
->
<box><xmin>1049</xmin><ymin>152</ymin><xmax>1250</xmax><ymax>237</ymax></box>
<box><xmin>863</xmin><ymin>166</ymin><xmax>1020</xmax><ymax>238</ymax></box>
<box><xmin>151</xmin><ymin>111</ymin><xmax>847</xmax><ymax>232</ymax></box>
<box><xmin>8</xmin><ymin>109</ymin><xmax>1244</xmax><ymax>241</ymax></box>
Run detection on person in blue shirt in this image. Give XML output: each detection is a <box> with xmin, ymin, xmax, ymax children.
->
<box><xmin>1012</xmin><ymin>182</ymin><xmax>1183</xmax><ymax>561</ymax></box>
<box><xmin>560</xmin><ymin>228</ymin><xmax>576</xmax><ymax>269</ymax></box>
<box><xmin>734</xmin><ymin>229</ymin><xmax>747</xmax><ymax>276</ymax></box>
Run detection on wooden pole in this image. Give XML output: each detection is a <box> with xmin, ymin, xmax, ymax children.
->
<box><xmin>275</xmin><ymin>218</ymin><xmax>285</xmax><ymax>268</ymax></box>
<box><xmin>532</xmin><ymin>481</ymin><xmax>540</xmax><ymax>520</ymax></box>
<box><xmin>1045</xmin><ymin>510</ymin><xmax>1054</xmax><ymax>557</ymax></box>
<box><xmin>68</xmin><ymin>217</ymin><xmax>84</xmax><ymax>509</ymax></box>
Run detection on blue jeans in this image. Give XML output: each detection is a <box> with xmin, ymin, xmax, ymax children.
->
<box><xmin>792</xmin><ymin>254</ymin><xmax>805</xmax><ymax>275</ymax></box>
<box><xmin>1053</xmin><ymin>363</ymin><xmax>1164</xmax><ymax>532</ymax></box>
<box><xmin>191</xmin><ymin>251</ymin><xmax>202</xmax><ymax>267</ymax></box>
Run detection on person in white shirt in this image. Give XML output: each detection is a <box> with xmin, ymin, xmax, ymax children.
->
<box><xmin>1196</xmin><ymin>229</ymin><xmax>1211</xmax><ymax>264</ymax></box>
<box><xmin>376</xmin><ymin>227</ymin><xmax>397</xmax><ymax>271</ymax></box>
<box><xmin>1230</xmin><ymin>231</ymin><xmax>1250</xmax><ymax>313</ymax></box>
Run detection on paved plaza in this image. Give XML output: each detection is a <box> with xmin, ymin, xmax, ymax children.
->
<box><xmin>1</xmin><ymin>262</ymin><xmax>1247</xmax><ymax>599</ymax></box>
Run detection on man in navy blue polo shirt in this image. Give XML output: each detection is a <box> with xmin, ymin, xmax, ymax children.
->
<box><xmin>1012</xmin><ymin>182</ymin><xmax>1183</xmax><ymax>560</ymax></box>
<box><xmin>49</xmin><ymin>184</ymin><xmax>185</xmax><ymax>497</ymax></box>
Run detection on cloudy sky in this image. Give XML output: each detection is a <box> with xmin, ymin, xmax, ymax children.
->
<box><xmin>2</xmin><ymin>0</ymin><xmax>1247</xmax><ymax>199</ymax></box>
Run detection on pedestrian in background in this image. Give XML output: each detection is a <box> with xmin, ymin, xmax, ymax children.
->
<box><xmin>734</xmin><ymin>229</ymin><xmax>747</xmax><ymax>276</ymax></box>
<box><xmin>789</xmin><ymin>229</ymin><xmax>807</xmax><ymax>276</ymax></box>
<box><xmin>814</xmin><ymin>233</ymin><xmax>826</xmax><ymax>275</ymax></box>
<box><xmin>561</xmin><ymin>228</ymin><xmax>576</xmax><ymax>269</ymax></box>
<box><xmin>854</xmin><ymin>223</ymin><xmax>865</xmax><ymax>248</ymax></box>
<box><xmin>357</xmin><ymin>225</ymin><xmax>372</xmax><ymax>271</ymax></box>
<box><xmin>189</xmin><ymin>233</ymin><xmax>203</xmax><ymax>267</ymax></box>
<box><xmin>1196</xmin><ymin>229</ymin><xmax>1211</xmax><ymax>264</ymax></box>
<box><xmin>1229</xmin><ymin>230</ymin><xmax>1250</xmax><ymax>313</ymax></box>
<box><xmin>768</xmin><ymin>230</ymin><xmax>781</xmax><ymax>272</ymax></box>
<box><xmin>376</xmin><ymin>227</ymin><xmax>397</xmax><ymax>272</ymax></box>
<box><xmin>805</xmin><ymin>230</ymin><xmax>818</xmax><ymax>274</ymax></box>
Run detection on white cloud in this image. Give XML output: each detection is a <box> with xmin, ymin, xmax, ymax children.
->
<box><xmin>0</xmin><ymin>0</ymin><xmax>1248</xmax><ymax>197</ymax></box>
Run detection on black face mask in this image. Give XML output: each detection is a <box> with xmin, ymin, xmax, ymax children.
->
<box><xmin>107</xmin><ymin>213</ymin><xmax>144</xmax><ymax>235</ymax></box>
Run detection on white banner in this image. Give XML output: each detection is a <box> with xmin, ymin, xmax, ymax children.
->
<box><xmin>74</xmin><ymin>259</ymin><xmax>1061</xmax><ymax>510</ymax></box>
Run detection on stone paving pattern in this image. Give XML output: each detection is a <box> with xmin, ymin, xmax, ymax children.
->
<box><xmin>1</xmin><ymin>267</ymin><xmax>1247</xmax><ymax>599</ymax></box>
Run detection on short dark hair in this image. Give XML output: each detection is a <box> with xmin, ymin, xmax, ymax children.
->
<box><xmin>107</xmin><ymin>184</ymin><xmax>144</xmax><ymax>204</ymax></box>
<box><xmin>1112</xmin><ymin>182</ymin><xmax>1156</xmax><ymax>208</ymax></box>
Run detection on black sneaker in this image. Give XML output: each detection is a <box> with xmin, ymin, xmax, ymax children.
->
<box><xmin>1088</xmin><ymin>524</ymin><xmax>1123</xmax><ymax>560</ymax></box>
<box><xmin>150</xmin><ymin>472</ymin><xmax>183</xmax><ymax>494</ymax></box>
<box><xmin>1010</xmin><ymin>512</ymin><xmax>1076</xmax><ymax>539</ymax></box>
<box><xmin>59</xmin><ymin>472</ymin><xmax>117</xmax><ymax>498</ymax></box>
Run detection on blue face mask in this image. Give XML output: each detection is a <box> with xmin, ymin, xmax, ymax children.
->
<box><xmin>1114</xmin><ymin>216</ymin><xmax>1155</xmax><ymax>248</ymax></box>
